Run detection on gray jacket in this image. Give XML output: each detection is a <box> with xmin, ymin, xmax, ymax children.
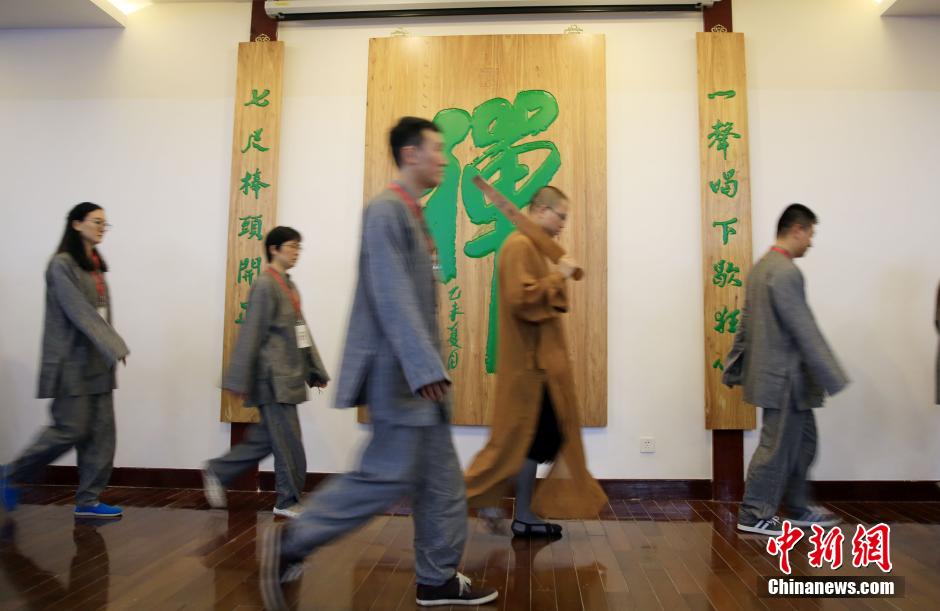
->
<box><xmin>223</xmin><ymin>271</ymin><xmax>330</xmax><ymax>407</ymax></box>
<box><xmin>38</xmin><ymin>252</ymin><xmax>129</xmax><ymax>399</ymax></box>
<box><xmin>723</xmin><ymin>250</ymin><xmax>848</xmax><ymax>410</ymax></box>
<box><xmin>333</xmin><ymin>187</ymin><xmax>450</xmax><ymax>426</ymax></box>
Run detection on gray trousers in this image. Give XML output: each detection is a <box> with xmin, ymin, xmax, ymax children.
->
<box><xmin>208</xmin><ymin>403</ymin><xmax>306</xmax><ymax>510</ymax></box>
<box><xmin>10</xmin><ymin>393</ymin><xmax>116</xmax><ymax>506</ymax></box>
<box><xmin>281</xmin><ymin>417</ymin><xmax>467</xmax><ymax>587</ymax></box>
<box><xmin>739</xmin><ymin>400</ymin><xmax>818</xmax><ymax>522</ymax></box>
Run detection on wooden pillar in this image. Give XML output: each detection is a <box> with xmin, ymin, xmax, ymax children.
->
<box><xmin>701</xmin><ymin>0</ymin><xmax>748</xmax><ymax>502</ymax></box>
<box><xmin>228</xmin><ymin>0</ymin><xmax>280</xmax><ymax>490</ymax></box>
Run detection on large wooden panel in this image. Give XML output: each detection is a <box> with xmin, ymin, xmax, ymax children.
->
<box><xmin>220</xmin><ymin>41</ymin><xmax>284</xmax><ymax>423</ymax></box>
<box><xmin>361</xmin><ymin>34</ymin><xmax>607</xmax><ymax>426</ymax></box>
<box><xmin>696</xmin><ymin>32</ymin><xmax>755</xmax><ymax>430</ymax></box>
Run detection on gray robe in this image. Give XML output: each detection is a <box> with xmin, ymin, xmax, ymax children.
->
<box><xmin>37</xmin><ymin>253</ymin><xmax>129</xmax><ymax>399</ymax></box>
<box><xmin>223</xmin><ymin>271</ymin><xmax>329</xmax><ymax>407</ymax></box>
<box><xmin>723</xmin><ymin>250</ymin><xmax>848</xmax><ymax>410</ymax></box>
<box><xmin>333</xmin><ymin>187</ymin><xmax>450</xmax><ymax>426</ymax></box>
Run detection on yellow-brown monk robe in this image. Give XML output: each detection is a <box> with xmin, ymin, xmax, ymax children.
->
<box><xmin>464</xmin><ymin>231</ymin><xmax>607</xmax><ymax>519</ymax></box>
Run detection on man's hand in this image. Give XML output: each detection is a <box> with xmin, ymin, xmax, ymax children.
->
<box><xmin>558</xmin><ymin>255</ymin><xmax>580</xmax><ymax>279</ymax></box>
<box><xmin>418</xmin><ymin>380</ymin><xmax>451</xmax><ymax>402</ymax></box>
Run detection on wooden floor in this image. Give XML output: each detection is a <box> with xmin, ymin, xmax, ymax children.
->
<box><xmin>1</xmin><ymin>487</ymin><xmax>939</xmax><ymax>610</ymax></box>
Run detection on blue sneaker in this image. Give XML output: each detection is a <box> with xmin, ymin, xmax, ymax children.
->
<box><xmin>74</xmin><ymin>503</ymin><xmax>123</xmax><ymax>518</ymax></box>
<box><xmin>1</xmin><ymin>465</ymin><xmax>19</xmax><ymax>512</ymax></box>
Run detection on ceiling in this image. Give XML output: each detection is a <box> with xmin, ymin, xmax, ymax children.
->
<box><xmin>881</xmin><ymin>0</ymin><xmax>940</xmax><ymax>16</ymax></box>
<box><xmin>0</xmin><ymin>0</ymin><xmax>249</xmax><ymax>29</ymax></box>
<box><xmin>1</xmin><ymin>0</ymin><xmax>938</xmax><ymax>30</ymax></box>
<box><xmin>0</xmin><ymin>0</ymin><xmax>126</xmax><ymax>29</ymax></box>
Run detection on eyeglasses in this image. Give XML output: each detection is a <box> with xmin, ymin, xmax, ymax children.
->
<box><xmin>88</xmin><ymin>219</ymin><xmax>113</xmax><ymax>230</ymax></box>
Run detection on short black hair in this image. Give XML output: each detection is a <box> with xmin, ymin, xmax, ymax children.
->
<box><xmin>530</xmin><ymin>186</ymin><xmax>568</xmax><ymax>211</ymax></box>
<box><xmin>389</xmin><ymin>116</ymin><xmax>439</xmax><ymax>168</ymax></box>
<box><xmin>57</xmin><ymin>202</ymin><xmax>107</xmax><ymax>272</ymax></box>
<box><xmin>264</xmin><ymin>226</ymin><xmax>302</xmax><ymax>262</ymax></box>
<box><xmin>776</xmin><ymin>203</ymin><xmax>818</xmax><ymax>237</ymax></box>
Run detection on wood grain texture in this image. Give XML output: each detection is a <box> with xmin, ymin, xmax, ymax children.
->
<box><xmin>220</xmin><ymin>41</ymin><xmax>284</xmax><ymax>423</ymax></box>
<box><xmin>697</xmin><ymin>32</ymin><xmax>755</xmax><ymax>430</ymax></box>
<box><xmin>360</xmin><ymin>34</ymin><xmax>607</xmax><ymax>426</ymax></box>
<box><xmin>5</xmin><ymin>488</ymin><xmax>937</xmax><ymax>609</ymax></box>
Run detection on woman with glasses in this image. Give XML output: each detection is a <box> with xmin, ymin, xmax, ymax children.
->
<box><xmin>1</xmin><ymin>202</ymin><xmax>129</xmax><ymax>518</ymax></box>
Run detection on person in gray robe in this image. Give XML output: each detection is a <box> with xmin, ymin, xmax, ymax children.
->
<box><xmin>202</xmin><ymin>226</ymin><xmax>329</xmax><ymax>518</ymax></box>
<box><xmin>724</xmin><ymin>204</ymin><xmax>849</xmax><ymax>536</ymax></box>
<box><xmin>257</xmin><ymin>118</ymin><xmax>498</xmax><ymax>610</ymax></box>
<box><xmin>2</xmin><ymin>203</ymin><xmax>129</xmax><ymax>519</ymax></box>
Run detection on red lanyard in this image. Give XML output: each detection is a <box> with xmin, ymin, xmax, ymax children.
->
<box><xmin>388</xmin><ymin>182</ymin><xmax>437</xmax><ymax>257</ymax></box>
<box><xmin>770</xmin><ymin>246</ymin><xmax>792</xmax><ymax>259</ymax></box>
<box><xmin>266</xmin><ymin>268</ymin><xmax>301</xmax><ymax>316</ymax></box>
<box><xmin>90</xmin><ymin>252</ymin><xmax>105</xmax><ymax>299</ymax></box>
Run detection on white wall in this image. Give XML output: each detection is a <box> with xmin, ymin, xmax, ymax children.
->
<box><xmin>1</xmin><ymin>0</ymin><xmax>937</xmax><ymax>481</ymax></box>
<box><xmin>736</xmin><ymin>0</ymin><xmax>940</xmax><ymax>480</ymax></box>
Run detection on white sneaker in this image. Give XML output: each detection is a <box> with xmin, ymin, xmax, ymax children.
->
<box><xmin>201</xmin><ymin>467</ymin><xmax>226</xmax><ymax>508</ymax></box>
<box><xmin>273</xmin><ymin>504</ymin><xmax>304</xmax><ymax>519</ymax></box>
<box><xmin>737</xmin><ymin>515</ymin><xmax>784</xmax><ymax>536</ymax></box>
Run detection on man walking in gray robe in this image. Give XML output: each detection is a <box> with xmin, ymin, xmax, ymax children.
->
<box><xmin>258</xmin><ymin>117</ymin><xmax>497</xmax><ymax>609</ymax></box>
<box><xmin>723</xmin><ymin>204</ymin><xmax>849</xmax><ymax>536</ymax></box>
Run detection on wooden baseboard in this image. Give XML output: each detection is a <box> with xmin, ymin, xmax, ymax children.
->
<box><xmin>35</xmin><ymin>467</ymin><xmax>940</xmax><ymax>502</ymax></box>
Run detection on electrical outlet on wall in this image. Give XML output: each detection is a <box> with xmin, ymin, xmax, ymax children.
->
<box><xmin>640</xmin><ymin>437</ymin><xmax>656</xmax><ymax>454</ymax></box>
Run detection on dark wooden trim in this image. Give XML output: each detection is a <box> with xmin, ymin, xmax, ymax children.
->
<box><xmin>702</xmin><ymin>0</ymin><xmax>732</xmax><ymax>32</ymax></box>
<box><xmin>41</xmin><ymin>466</ymin><xmax>203</xmax><ymax>489</ymax></box>
<box><xmin>227</xmin><ymin>1</ymin><xmax>278</xmax><ymax>494</ymax></box>
<box><xmin>38</xmin><ymin>467</ymin><xmax>940</xmax><ymax>502</ymax></box>
<box><xmin>250</xmin><ymin>0</ymin><xmax>278</xmax><ymax>41</ymax></box>
<box><xmin>703</xmin><ymin>0</ymin><xmax>742</xmax><ymax>505</ymax></box>
<box><xmin>712</xmin><ymin>429</ymin><xmax>745</xmax><ymax>501</ymax></box>
<box><xmin>227</xmin><ymin>423</ymin><xmax>257</xmax><ymax>491</ymax></box>
<box><xmin>812</xmin><ymin>481</ymin><xmax>940</xmax><ymax>502</ymax></box>
<box><xmin>258</xmin><ymin>471</ymin><xmax>329</xmax><ymax>493</ymax></box>
<box><xmin>272</xmin><ymin>5</ymin><xmax>704</xmax><ymax>22</ymax></box>
<box><xmin>601</xmin><ymin>479</ymin><xmax>713</xmax><ymax>500</ymax></box>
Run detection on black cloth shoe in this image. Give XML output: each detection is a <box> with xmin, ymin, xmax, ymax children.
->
<box><xmin>511</xmin><ymin>519</ymin><xmax>563</xmax><ymax>539</ymax></box>
<box><xmin>416</xmin><ymin>572</ymin><xmax>498</xmax><ymax>606</ymax></box>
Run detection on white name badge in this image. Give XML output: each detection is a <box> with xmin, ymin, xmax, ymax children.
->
<box><xmin>295</xmin><ymin>323</ymin><xmax>312</xmax><ymax>349</ymax></box>
<box><xmin>97</xmin><ymin>306</ymin><xmax>108</xmax><ymax>320</ymax></box>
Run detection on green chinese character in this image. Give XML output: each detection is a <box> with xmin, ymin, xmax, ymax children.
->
<box><xmin>712</xmin><ymin>259</ymin><xmax>742</xmax><ymax>288</ymax></box>
<box><xmin>713</xmin><ymin>306</ymin><xmax>740</xmax><ymax>334</ymax></box>
<box><xmin>707</xmin><ymin>90</ymin><xmax>736</xmax><ymax>100</ymax></box>
<box><xmin>241</xmin><ymin>128</ymin><xmax>270</xmax><ymax>153</ymax></box>
<box><xmin>707</xmin><ymin>120</ymin><xmax>741</xmax><ymax>159</ymax></box>
<box><xmin>234</xmin><ymin>301</ymin><xmax>248</xmax><ymax>324</ymax></box>
<box><xmin>712</xmin><ymin>358</ymin><xmax>724</xmax><ymax>371</ymax></box>
<box><xmin>427</xmin><ymin>90</ymin><xmax>561</xmax><ymax>373</ymax></box>
<box><xmin>240</xmin><ymin>169</ymin><xmax>270</xmax><ymax>199</ymax></box>
<box><xmin>244</xmin><ymin>88</ymin><xmax>270</xmax><ymax>107</ymax></box>
<box><xmin>447</xmin><ymin>320</ymin><xmax>462</xmax><ymax>370</ymax></box>
<box><xmin>712</xmin><ymin>217</ymin><xmax>738</xmax><ymax>245</ymax></box>
<box><xmin>238</xmin><ymin>214</ymin><xmax>264</xmax><ymax>241</ymax></box>
<box><xmin>448</xmin><ymin>321</ymin><xmax>461</xmax><ymax>350</ymax></box>
<box><xmin>237</xmin><ymin>257</ymin><xmax>262</xmax><ymax>285</ymax></box>
<box><xmin>708</xmin><ymin>168</ymin><xmax>738</xmax><ymax>198</ymax></box>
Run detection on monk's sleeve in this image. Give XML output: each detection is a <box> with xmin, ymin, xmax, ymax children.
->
<box><xmin>500</xmin><ymin>237</ymin><xmax>568</xmax><ymax>323</ymax></box>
